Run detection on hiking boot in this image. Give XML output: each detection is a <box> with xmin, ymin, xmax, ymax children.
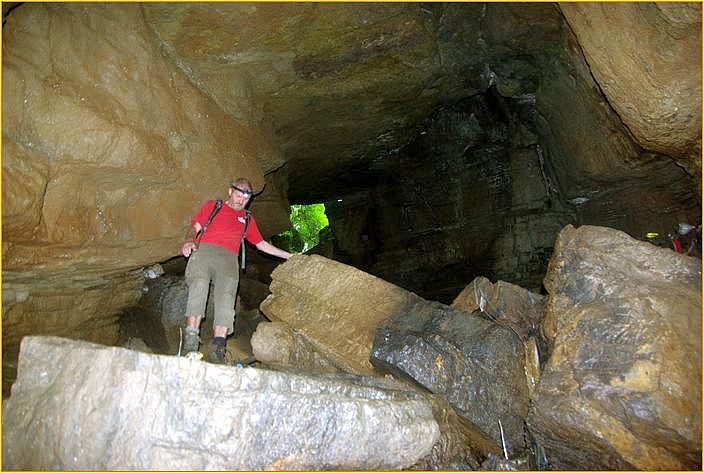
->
<box><xmin>182</xmin><ymin>328</ymin><xmax>200</xmax><ymax>354</ymax></box>
<box><xmin>210</xmin><ymin>344</ymin><xmax>227</xmax><ymax>365</ymax></box>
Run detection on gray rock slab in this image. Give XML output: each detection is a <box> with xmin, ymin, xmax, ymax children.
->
<box><xmin>2</xmin><ymin>336</ymin><xmax>440</xmax><ymax>470</ymax></box>
<box><xmin>251</xmin><ymin>321</ymin><xmax>482</xmax><ymax>469</ymax></box>
<box><xmin>371</xmin><ymin>297</ymin><xmax>531</xmax><ymax>456</ymax></box>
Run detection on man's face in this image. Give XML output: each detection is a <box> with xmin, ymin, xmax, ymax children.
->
<box><xmin>229</xmin><ymin>185</ymin><xmax>252</xmax><ymax>210</ymax></box>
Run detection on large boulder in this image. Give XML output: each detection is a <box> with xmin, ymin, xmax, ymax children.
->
<box><xmin>527</xmin><ymin>224</ymin><xmax>702</xmax><ymax>470</ymax></box>
<box><xmin>251</xmin><ymin>321</ymin><xmax>341</xmax><ymax>374</ymax></box>
<box><xmin>371</xmin><ymin>299</ymin><xmax>531</xmax><ymax>457</ymax></box>
<box><xmin>451</xmin><ymin>276</ymin><xmax>546</xmax><ymax>341</ymax></box>
<box><xmin>250</xmin><ymin>324</ymin><xmax>482</xmax><ymax>470</ymax></box>
<box><xmin>451</xmin><ymin>276</ymin><xmax>547</xmax><ymax>396</ymax></box>
<box><xmin>258</xmin><ymin>254</ymin><xmax>486</xmax><ymax>467</ymax></box>
<box><xmin>260</xmin><ymin>254</ymin><xmax>417</xmax><ymax>376</ymax></box>
<box><xmin>3</xmin><ymin>336</ymin><xmax>440</xmax><ymax>470</ymax></box>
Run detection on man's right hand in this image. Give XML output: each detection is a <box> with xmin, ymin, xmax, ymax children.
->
<box><xmin>182</xmin><ymin>241</ymin><xmax>197</xmax><ymax>257</ymax></box>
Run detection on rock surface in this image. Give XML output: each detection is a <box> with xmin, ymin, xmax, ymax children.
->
<box><xmin>143</xmin><ymin>3</ymin><xmax>702</xmax><ymax>201</ymax></box>
<box><xmin>251</xmin><ymin>321</ymin><xmax>341</xmax><ymax>374</ymax></box>
<box><xmin>451</xmin><ymin>276</ymin><xmax>546</xmax><ymax>396</ymax></box>
<box><xmin>371</xmin><ymin>300</ymin><xmax>531</xmax><ymax>457</ymax></box>
<box><xmin>527</xmin><ymin>225</ymin><xmax>702</xmax><ymax>470</ymax></box>
<box><xmin>451</xmin><ymin>276</ymin><xmax>546</xmax><ymax>341</ymax></box>
<box><xmin>2</xmin><ymin>3</ymin><xmax>284</xmax><ymax>272</ymax></box>
<box><xmin>560</xmin><ymin>3</ymin><xmax>702</xmax><ymax>180</ymax></box>
<box><xmin>2</xmin><ymin>2</ymin><xmax>700</xmax><ymax>405</ymax></box>
<box><xmin>260</xmin><ymin>254</ymin><xmax>416</xmax><ymax>376</ymax></box>
<box><xmin>3</xmin><ymin>336</ymin><xmax>440</xmax><ymax>470</ymax></box>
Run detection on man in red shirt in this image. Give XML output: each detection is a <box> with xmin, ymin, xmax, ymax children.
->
<box><xmin>181</xmin><ymin>177</ymin><xmax>292</xmax><ymax>363</ymax></box>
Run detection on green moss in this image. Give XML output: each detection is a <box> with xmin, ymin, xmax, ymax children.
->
<box><xmin>271</xmin><ymin>203</ymin><xmax>331</xmax><ymax>253</ymax></box>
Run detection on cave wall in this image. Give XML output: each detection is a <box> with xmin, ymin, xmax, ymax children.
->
<box><xmin>325</xmin><ymin>92</ymin><xmax>566</xmax><ymax>301</ymax></box>
<box><xmin>319</xmin><ymin>3</ymin><xmax>699</xmax><ymax>302</ymax></box>
<box><xmin>560</xmin><ymin>3</ymin><xmax>702</xmax><ymax>182</ymax></box>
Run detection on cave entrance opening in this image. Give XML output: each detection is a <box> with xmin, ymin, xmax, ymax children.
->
<box><xmin>270</xmin><ymin>203</ymin><xmax>332</xmax><ymax>254</ymax></box>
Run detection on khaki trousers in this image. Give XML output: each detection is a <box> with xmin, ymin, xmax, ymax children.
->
<box><xmin>184</xmin><ymin>243</ymin><xmax>239</xmax><ymax>335</ymax></box>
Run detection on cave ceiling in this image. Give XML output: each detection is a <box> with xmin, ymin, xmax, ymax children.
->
<box><xmin>142</xmin><ymin>2</ymin><xmax>702</xmax><ymax>204</ymax></box>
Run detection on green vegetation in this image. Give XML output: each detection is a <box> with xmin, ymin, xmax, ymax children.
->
<box><xmin>271</xmin><ymin>203</ymin><xmax>332</xmax><ymax>253</ymax></box>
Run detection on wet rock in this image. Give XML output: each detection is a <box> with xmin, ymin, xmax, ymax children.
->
<box><xmin>412</xmin><ymin>395</ymin><xmax>482</xmax><ymax>470</ymax></box>
<box><xmin>258</xmin><ymin>254</ymin><xmax>483</xmax><ymax>467</ymax></box>
<box><xmin>3</xmin><ymin>336</ymin><xmax>440</xmax><ymax>470</ymax></box>
<box><xmin>250</xmin><ymin>323</ymin><xmax>482</xmax><ymax>469</ymax></box>
<box><xmin>371</xmin><ymin>298</ymin><xmax>531</xmax><ymax>457</ymax></box>
<box><xmin>452</xmin><ymin>276</ymin><xmax>547</xmax><ymax>396</ymax></box>
<box><xmin>527</xmin><ymin>224</ymin><xmax>702</xmax><ymax>470</ymax></box>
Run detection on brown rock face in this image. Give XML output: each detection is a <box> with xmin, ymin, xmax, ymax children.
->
<box><xmin>141</xmin><ymin>3</ymin><xmax>489</xmax><ymax>201</ymax></box>
<box><xmin>560</xmin><ymin>3</ymin><xmax>702</xmax><ymax>181</ymax></box>
<box><xmin>451</xmin><ymin>276</ymin><xmax>545</xmax><ymax>342</ymax></box>
<box><xmin>142</xmin><ymin>2</ymin><xmax>701</xmax><ymax>201</ymax></box>
<box><xmin>251</xmin><ymin>321</ymin><xmax>341</xmax><ymax>373</ymax></box>
<box><xmin>2</xmin><ymin>3</ymin><xmax>285</xmax><ymax>271</ymax></box>
<box><xmin>528</xmin><ymin>225</ymin><xmax>702</xmax><ymax>470</ymax></box>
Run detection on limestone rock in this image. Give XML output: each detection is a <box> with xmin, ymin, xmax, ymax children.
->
<box><xmin>527</xmin><ymin>224</ymin><xmax>702</xmax><ymax>470</ymax></box>
<box><xmin>142</xmin><ymin>2</ymin><xmax>488</xmax><ymax>202</ymax></box>
<box><xmin>258</xmin><ymin>255</ymin><xmax>484</xmax><ymax>467</ymax></box>
<box><xmin>408</xmin><ymin>390</ymin><xmax>482</xmax><ymax>470</ymax></box>
<box><xmin>248</xmin><ymin>335</ymin><xmax>481</xmax><ymax>470</ymax></box>
<box><xmin>2</xmin><ymin>3</ymin><xmax>283</xmax><ymax>273</ymax></box>
<box><xmin>260</xmin><ymin>254</ymin><xmax>416</xmax><ymax>376</ymax></box>
<box><xmin>3</xmin><ymin>4</ymin><xmax>700</xmax><ymax>445</ymax></box>
<box><xmin>560</xmin><ymin>3</ymin><xmax>702</xmax><ymax>178</ymax></box>
<box><xmin>371</xmin><ymin>299</ymin><xmax>531</xmax><ymax>457</ymax></box>
<box><xmin>451</xmin><ymin>276</ymin><xmax>546</xmax><ymax>341</ymax></box>
<box><xmin>3</xmin><ymin>336</ymin><xmax>440</xmax><ymax>470</ymax></box>
<box><xmin>251</xmin><ymin>321</ymin><xmax>341</xmax><ymax>373</ymax></box>
<box><xmin>1</xmin><ymin>269</ymin><xmax>144</xmax><ymax>397</ymax></box>
<box><xmin>451</xmin><ymin>276</ymin><xmax>547</xmax><ymax>397</ymax></box>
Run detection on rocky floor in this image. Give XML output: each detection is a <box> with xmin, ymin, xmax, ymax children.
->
<box><xmin>118</xmin><ymin>298</ymin><xmax>263</xmax><ymax>366</ymax></box>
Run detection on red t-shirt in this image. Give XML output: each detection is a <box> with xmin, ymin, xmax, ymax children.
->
<box><xmin>191</xmin><ymin>200</ymin><xmax>264</xmax><ymax>255</ymax></box>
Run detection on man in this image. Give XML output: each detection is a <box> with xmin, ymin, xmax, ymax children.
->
<box><xmin>181</xmin><ymin>177</ymin><xmax>292</xmax><ymax>363</ymax></box>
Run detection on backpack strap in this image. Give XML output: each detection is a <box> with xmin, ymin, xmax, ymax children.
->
<box><xmin>195</xmin><ymin>199</ymin><xmax>223</xmax><ymax>244</ymax></box>
<box><xmin>239</xmin><ymin>210</ymin><xmax>251</xmax><ymax>271</ymax></box>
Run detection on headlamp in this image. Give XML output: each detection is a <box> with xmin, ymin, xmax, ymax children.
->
<box><xmin>232</xmin><ymin>186</ymin><xmax>253</xmax><ymax>199</ymax></box>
